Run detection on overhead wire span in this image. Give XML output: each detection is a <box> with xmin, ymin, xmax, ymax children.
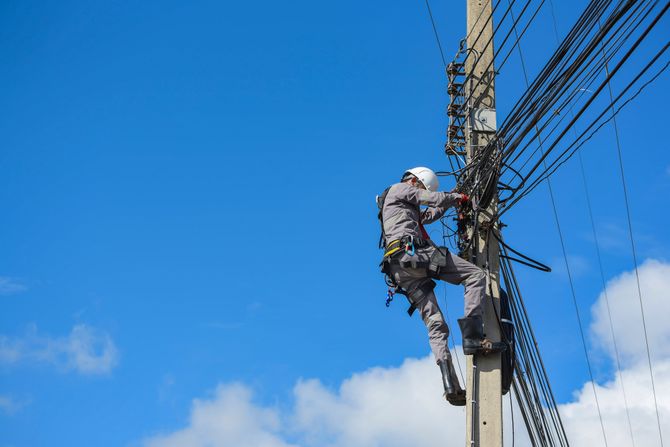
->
<box><xmin>577</xmin><ymin>151</ymin><xmax>637</xmax><ymax>446</ymax></box>
<box><xmin>492</xmin><ymin>230</ymin><xmax>551</xmax><ymax>272</ymax></box>
<box><xmin>447</xmin><ymin>0</ymin><xmax>670</xmax><ymax>212</ymax></box>
<box><xmin>423</xmin><ymin>0</ymin><xmax>448</xmax><ymax>68</ymax></box>
<box><xmin>426</xmin><ymin>0</ymin><xmax>668</xmax><ymax>444</ymax></box>
<box><xmin>499</xmin><ymin>238</ymin><xmax>570</xmax><ymax>446</ymax></box>
<box><xmin>547</xmin><ymin>0</ymin><xmax>638</xmax><ymax>443</ymax></box>
<box><xmin>546</xmin><ymin>171</ymin><xmax>610</xmax><ymax>447</ymax></box>
<box><xmin>603</xmin><ymin>27</ymin><xmax>667</xmax><ymax>447</ymax></box>
<box><xmin>508</xmin><ymin>1</ymin><xmax>667</xmax><ymax>203</ymax></box>
<box><xmin>435</xmin><ymin>2</ymin><xmax>572</xmax><ymax>443</ymax></box>
<box><xmin>506</xmin><ymin>4</ymin><xmax>624</xmax><ymax>444</ymax></box>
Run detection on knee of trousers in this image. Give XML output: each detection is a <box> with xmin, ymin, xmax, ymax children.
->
<box><xmin>425</xmin><ymin>311</ymin><xmax>450</xmax><ymax>336</ymax></box>
<box><xmin>465</xmin><ymin>268</ymin><xmax>486</xmax><ymax>288</ymax></box>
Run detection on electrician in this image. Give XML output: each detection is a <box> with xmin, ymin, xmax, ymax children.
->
<box><xmin>377</xmin><ymin>167</ymin><xmax>505</xmax><ymax>406</ymax></box>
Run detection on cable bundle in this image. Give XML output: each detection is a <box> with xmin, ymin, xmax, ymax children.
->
<box><xmin>449</xmin><ymin>0</ymin><xmax>670</xmax><ymax>217</ymax></box>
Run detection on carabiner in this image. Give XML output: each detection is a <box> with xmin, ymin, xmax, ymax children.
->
<box><xmin>404</xmin><ymin>235</ymin><xmax>415</xmax><ymax>256</ymax></box>
<box><xmin>385</xmin><ymin>287</ymin><xmax>395</xmax><ymax>307</ymax></box>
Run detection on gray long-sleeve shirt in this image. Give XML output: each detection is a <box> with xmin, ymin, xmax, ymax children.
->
<box><xmin>380</xmin><ymin>182</ymin><xmax>461</xmax><ymax>263</ymax></box>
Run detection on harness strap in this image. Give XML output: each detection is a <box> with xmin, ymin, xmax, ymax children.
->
<box><xmin>383</xmin><ymin>239</ymin><xmax>403</xmax><ymax>258</ymax></box>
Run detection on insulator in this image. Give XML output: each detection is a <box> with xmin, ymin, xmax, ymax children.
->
<box><xmin>444</xmin><ymin>144</ymin><xmax>466</xmax><ymax>156</ymax></box>
<box><xmin>447</xmin><ymin>62</ymin><xmax>465</xmax><ymax>76</ymax></box>
<box><xmin>447</xmin><ymin>104</ymin><xmax>464</xmax><ymax>117</ymax></box>
<box><xmin>448</xmin><ymin>124</ymin><xmax>463</xmax><ymax>134</ymax></box>
<box><xmin>447</xmin><ymin>83</ymin><xmax>463</xmax><ymax>95</ymax></box>
<box><xmin>447</xmin><ymin>125</ymin><xmax>463</xmax><ymax>138</ymax></box>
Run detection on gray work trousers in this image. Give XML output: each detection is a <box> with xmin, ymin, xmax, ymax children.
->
<box><xmin>389</xmin><ymin>252</ymin><xmax>486</xmax><ymax>364</ymax></box>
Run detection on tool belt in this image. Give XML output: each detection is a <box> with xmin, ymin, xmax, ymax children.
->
<box><xmin>380</xmin><ymin>236</ymin><xmax>442</xmax><ymax>317</ymax></box>
<box><xmin>380</xmin><ymin>236</ymin><xmax>447</xmax><ymax>274</ymax></box>
<box><xmin>382</xmin><ymin>236</ymin><xmax>430</xmax><ymax>266</ymax></box>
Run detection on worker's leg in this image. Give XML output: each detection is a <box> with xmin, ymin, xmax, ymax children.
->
<box><xmin>436</xmin><ymin>252</ymin><xmax>506</xmax><ymax>355</ymax></box>
<box><xmin>390</xmin><ymin>266</ymin><xmax>450</xmax><ymax>363</ymax></box>
<box><xmin>390</xmin><ymin>265</ymin><xmax>466</xmax><ymax>405</ymax></box>
<box><xmin>436</xmin><ymin>251</ymin><xmax>486</xmax><ymax>317</ymax></box>
<box><xmin>415</xmin><ymin>288</ymin><xmax>451</xmax><ymax>363</ymax></box>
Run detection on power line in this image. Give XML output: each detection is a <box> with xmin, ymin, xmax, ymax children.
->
<box><xmin>545</xmin><ymin>171</ymin><xmax>609</xmax><ymax>447</ymax></box>
<box><xmin>577</xmin><ymin>150</ymin><xmax>637</xmax><ymax>446</ymax></box>
<box><xmin>539</xmin><ymin>4</ymin><xmax>639</xmax><ymax>441</ymax></box>
<box><xmin>505</xmin><ymin>1</ymin><xmax>610</xmax><ymax>444</ymax></box>
<box><xmin>423</xmin><ymin>0</ymin><xmax>447</xmax><ymax>68</ymax></box>
<box><xmin>604</xmin><ymin>43</ymin><xmax>666</xmax><ymax>447</ymax></box>
<box><xmin>448</xmin><ymin>0</ymin><xmax>670</xmax><ymax>214</ymax></box>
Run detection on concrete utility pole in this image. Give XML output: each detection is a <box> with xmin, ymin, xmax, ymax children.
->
<box><xmin>464</xmin><ymin>0</ymin><xmax>503</xmax><ymax>446</ymax></box>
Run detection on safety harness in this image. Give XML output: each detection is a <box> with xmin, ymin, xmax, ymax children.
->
<box><xmin>377</xmin><ymin>189</ymin><xmax>450</xmax><ymax>316</ymax></box>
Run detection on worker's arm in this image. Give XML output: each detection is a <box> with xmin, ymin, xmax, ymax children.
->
<box><xmin>392</xmin><ymin>183</ymin><xmax>464</xmax><ymax>211</ymax></box>
<box><xmin>421</xmin><ymin>206</ymin><xmax>447</xmax><ymax>224</ymax></box>
<box><xmin>413</xmin><ymin>187</ymin><xmax>462</xmax><ymax>209</ymax></box>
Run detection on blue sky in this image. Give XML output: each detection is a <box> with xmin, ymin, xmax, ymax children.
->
<box><xmin>1</xmin><ymin>1</ymin><xmax>669</xmax><ymax>446</ymax></box>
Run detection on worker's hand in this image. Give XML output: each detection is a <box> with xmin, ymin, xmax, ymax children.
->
<box><xmin>459</xmin><ymin>193</ymin><xmax>470</xmax><ymax>205</ymax></box>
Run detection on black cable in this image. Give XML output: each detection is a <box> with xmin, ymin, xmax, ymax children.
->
<box><xmin>443</xmin><ymin>2</ymin><xmax>669</xmax><ymax>442</ymax></box>
<box><xmin>502</xmin><ymin>48</ymin><xmax>670</xmax><ymax>213</ymax></box>
<box><xmin>505</xmin><ymin>8</ymin><xmax>611</xmax><ymax>440</ymax></box>
<box><xmin>606</xmin><ymin>40</ymin><xmax>667</xmax><ymax>447</ymax></box>
<box><xmin>490</xmin><ymin>1</ymin><xmax>669</xmax><ymax>216</ymax></box>
<box><xmin>461</xmin><ymin>0</ymin><xmax>658</xmax><ymax>206</ymax></box>
<box><xmin>501</xmin><ymin>250</ymin><xmax>570</xmax><ymax>446</ymax></box>
<box><xmin>546</xmin><ymin>168</ymin><xmax>610</xmax><ymax>447</ymax></box>
<box><xmin>493</xmin><ymin>230</ymin><xmax>551</xmax><ymax>272</ymax></box>
<box><xmin>577</xmin><ymin>151</ymin><xmax>638</xmax><ymax>446</ymax></box>
<box><xmin>558</xmin><ymin>2</ymin><xmax>638</xmax><ymax>442</ymax></box>
<box><xmin>423</xmin><ymin>0</ymin><xmax>447</xmax><ymax>68</ymax></box>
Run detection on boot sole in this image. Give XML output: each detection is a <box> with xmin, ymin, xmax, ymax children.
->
<box><xmin>447</xmin><ymin>395</ymin><xmax>466</xmax><ymax>406</ymax></box>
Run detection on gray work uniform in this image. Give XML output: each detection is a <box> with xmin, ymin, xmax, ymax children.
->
<box><xmin>381</xmin><ymin>182</ymin><xmax>486</xmax><ymax>363</ymax></box>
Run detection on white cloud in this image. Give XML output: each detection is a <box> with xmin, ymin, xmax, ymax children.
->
<box><xmin>291</xmin><ymin>357</ymin><xmax>463</xmax><ymax>447</ymax></box>
<box><xmin>0</xmin><ymin>324</ymin><xmax>118</xmax><ymax>375</ymax></box>
<box><xmin>560</xmin><ymin>360</ymin><xmax>670</xmax><ymax>446</ymax></box>
<box><xmin>143</xmin><ymin>383</ymin><xmax>297</xmax><ymax>447</ymax></box>
<box><xmin>0</xmin><ymin>395</ymin><xmax>30</xmax><ymax>415</ymax></box>
<box><xmin>0</xmin><ymin>277</ymin><xmax>27</xmax><ymax>295</ymax></box>
<box><xmin>141</xmin><ymin>260</ymin><xmax>670</xmax><ymax>447</ymax></box>
<box><xmin>141</xmin><ymin>357</ymin><xmax>464</xmax><ymax>447</ymax></box>
<box><xmin>591</xmin><ymin>259</ymin><xmax>670</xmax><ymax>365</ymax></box>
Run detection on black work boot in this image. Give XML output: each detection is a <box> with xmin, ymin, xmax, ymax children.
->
<box><xmin>438</xmin><ymin>358</ymin><xmax>466</xmax><ymax>406</ymax></box>
<box><xmin>458</xmin><ymin>315</ymin><xmax>507</xmax><ymax>356</ymax></box>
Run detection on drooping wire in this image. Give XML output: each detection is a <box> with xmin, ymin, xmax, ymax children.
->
<box><xmin>510</xmin><ymin>7</ymin><xmax>609</xmax><ymax>444</ymax></box>
<box><xmin>493</xmin><ymin>230</ymin><xmax>551</xmax><ymax>272</ymax></box>
<box><xmin>546</xmin><ymin>171</ymin><xmax>610</xmax><ymax>447</ymax></box>
<box><xmin>496</xmin><ymin>1</ymin><xmax>669</xmax><ymax>211</ymax></box>
<box><xmin>500</xmin><ymin>42</ymin><xmax>670</xmax><ymax>214</ymax></box>
<box><xmin>500</xmin><ymin>238</ymin><xmax>570</xmax><ymax>446</ymax></box>
<box><xmin>577</xmin><ymin>151</ymin><xmax>637</xmax><ymax>446</ymax></box>
<box><xmin>423</xmin><ymin>0</ymin><xmax>448</xmax><ymax>68</ymax></box>
<box><xmin>552</xmin><ymin>0</ymin><xmax>638</xmax><ymax>441</ymax></box>
<box><xmin>450</xmin><ymin>0</ymin><xmax>670</xmax><ymax>213</ymax></box>
<box><xmin>604</xmin><ymin>39</ymin><xmax>667</xmax><ymax>447</ymax></box>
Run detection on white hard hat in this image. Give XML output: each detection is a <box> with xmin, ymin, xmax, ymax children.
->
<box><xmin>404</xmin><ymin>167</ymin><xmax>439</xmax><ymax>191</ymax></box>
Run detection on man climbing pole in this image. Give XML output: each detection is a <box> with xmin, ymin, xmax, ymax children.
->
<box><xmin>377</xmin><ymin>167</ymin><xmax>505</xmax><ymax>406</ymax></box>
